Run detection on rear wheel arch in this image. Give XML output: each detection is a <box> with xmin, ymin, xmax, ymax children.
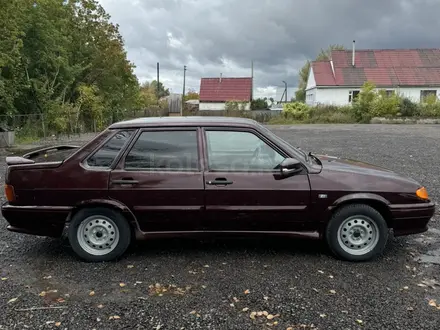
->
<box><xmin>67</xmin><ymin>206</ymin><xmax>132</xmax><ymax>262</ymax></box>
<box><xmin>66</xmin><ymin>199</ymin><xmax>140</xmax><ymax>232</ymax></box>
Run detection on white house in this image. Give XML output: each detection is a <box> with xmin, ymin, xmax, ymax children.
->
<box><xmin>306</xmin><ymin>42</ymin><xmax>440</xmax><ymax>106</ymax></box>
<box><xmin>199</xmin><ymin>76</ymin><xmax>252</xmax><ymax>111</ymax></box>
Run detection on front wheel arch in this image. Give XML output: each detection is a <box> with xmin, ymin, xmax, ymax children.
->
<box><xmin>329</xmin><ymin>198</ymin><xmax>393</xmax><ymax>229</ymax></box>
<box><xmin>325</xmin><ymin>203</ymin><xmax>389</xmax><ymax>261</ymax></box>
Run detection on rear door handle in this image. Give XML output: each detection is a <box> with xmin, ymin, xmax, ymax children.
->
<box><xmin>111</xmin><ymin>179</ymin><xmax>139</xmax><ymax>185</ymax></box>
<box><xmin>206</xmin><ymin>178</ymin><xmax>233</xmax><ymax>185</ymax></box>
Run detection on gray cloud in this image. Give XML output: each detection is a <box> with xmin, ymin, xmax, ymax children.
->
<box><xmin>99</xmin><ymin>0</ymin><xmax>440</xmax><ymax>98</ymax></box>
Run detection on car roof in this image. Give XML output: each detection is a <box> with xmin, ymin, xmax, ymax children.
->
<box><xmin>109</xmin><ymin>116</ymin><xmax>260</xmax><ymax>129</ymax></box>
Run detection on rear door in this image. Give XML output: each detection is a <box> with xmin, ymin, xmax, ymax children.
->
<box><xmin>202</xmin><ymin>127</ymin><xmax>311</xmax><ymax>232</ymax></box>
<box><xmin>108</xmin><ymin>127</ymin><xmax>205</xmax><ymax>232</ymax></box>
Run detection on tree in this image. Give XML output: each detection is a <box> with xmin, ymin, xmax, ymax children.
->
<box><xmin>0</xmin><ymin>0</ymin><xmax>142</xmax><ymax>134</ymax></box>
<box><xmin>138</xmin><ymin>81</ymin><xmax>159</xmax><ymax>107</ymax></box>
<box><xmin>251</xmin><ymin>97</ymin><xmax>268</xmax><ymax>110</ymax></box>
<box><xmin>184</xmin><ymin>89</ymin><xmax>199</xmax><ymax>101</ymax></box>
<box><xmin>149</xmin><ymin>80</ymin><xmax>170</xmax><ymax>99</ymax></box>
<box><xmin>295</xmin><ymin>44</ymin><xmax>345</xmax><ymax>102</ymax></box>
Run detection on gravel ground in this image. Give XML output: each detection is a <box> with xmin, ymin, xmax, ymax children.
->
<box><xmin>0</xmin><ymin>124</ymin><xmax>439</xmax><ymax>330</ymax></box>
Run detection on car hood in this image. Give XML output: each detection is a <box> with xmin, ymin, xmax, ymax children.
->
<box><xmin>314</xmin><ymin>154</ymin><xmax>420</xmax><ymax>185</ymax></box>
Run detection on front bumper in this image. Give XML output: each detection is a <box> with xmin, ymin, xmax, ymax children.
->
<box><xmin>389</xmin><ymin>201</ymin><xmax>436</xmax><ymax>236</ymax></box>
<box><xmin>1</xmin><ymin>202</ymin><xmax>71</xmax><ymax>238</ymax></box>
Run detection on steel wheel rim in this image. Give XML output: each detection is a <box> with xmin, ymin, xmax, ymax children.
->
<box><xmin>337</xmin><ymin>215</ymin><xmax>380</xmax><ymax>256</ymax></box>
<box><xmin>77</xmin><ymin>215</ymin><xmax>120</xmax><ymax>256</ymax></box>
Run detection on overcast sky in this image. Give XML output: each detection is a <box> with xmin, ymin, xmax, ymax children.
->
<box><xmin>98</xmin><ymin>0</ymin><xmax>440</xmax><ymax>99</ymax></box>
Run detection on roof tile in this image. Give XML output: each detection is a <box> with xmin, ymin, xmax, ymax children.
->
<box><xmin>199</xmin><ymin>77</ymin><xmax>252</xmax><ymax>102</ymax></box>
<box><xmin>311</xmin><ymin>62</ymin><xmax>335</xmax><ymax>85</ymax></box>
<box><xmin>311</xmin><ymin>48</ymin><xmax>440</xmax><ymax>87</ymax></box>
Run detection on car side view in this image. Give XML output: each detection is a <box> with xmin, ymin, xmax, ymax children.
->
<box><xmin>1</xmin><ymin>117</ymin><xmax>436</xmax><ymax>262</ymax></box>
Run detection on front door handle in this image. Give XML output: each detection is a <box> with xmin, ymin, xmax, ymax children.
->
<box><xmin>111</xmin><ymin>179</ymin><xmax>139</xmax><ymax>185</ymax></box>
<box><xmin>206</xmin><ymin>178</ymin><xmax>233</xmax><ymax>185</ymax></box>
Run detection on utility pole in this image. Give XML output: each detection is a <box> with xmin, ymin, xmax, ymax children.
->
<box><xmin>156</xmin><ymin>62</ymin><xmax>160</xmax><ymax>99</ymax></box>
<box><xmin>282</xmin><ymin>80</ymin><xmax>287</xmax><ymax>103</ymax></box>
<box><xmin>251</xmin><ymin>60</ymin><xmax>254</xmax><ymax>100</ymax></box>
<box><xmin>181</xmin><ymin>65</ymin><xmax>187</xmax><ymax>116</ymax></box>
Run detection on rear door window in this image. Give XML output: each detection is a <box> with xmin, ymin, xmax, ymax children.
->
<box><xmin>124</xmin><ymin>130</ymin><xmax>199</xmax><ymax>171</ymax></box>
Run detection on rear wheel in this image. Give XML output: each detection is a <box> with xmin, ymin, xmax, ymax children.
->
<box><xmin>325</xmin><ymin>203</ymin><xmax>389</xmax><ymax>261</ymax></box>
<box><xmin>68</xmin><ymin>207</ymin><xmax>132</xmax><ymax>262</ymax></box>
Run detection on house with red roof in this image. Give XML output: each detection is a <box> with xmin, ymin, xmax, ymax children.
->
<box><xmin>306</xmin><ymin>42</ymin><xmax>440</xmax><ymax>106</ymax></box>
<box><xmin>199</xmin><ymin>75</ymin><xmax>252</xmax><ymax>111</ymax></box>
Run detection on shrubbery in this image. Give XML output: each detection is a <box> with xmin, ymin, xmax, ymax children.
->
<box><xmin>281</xmin><ymin>102</ymin><xmax>356</xmax><ymax>123</ymax></box>
<box><xmin>282</xmin><ymin>102</ymin><xmax>310</xmax><ymax>120</ymax></box>
<box><xmin>276</xmin><ymin>81</ymin><xmax>440</xmax><ymax>124</ymax></box>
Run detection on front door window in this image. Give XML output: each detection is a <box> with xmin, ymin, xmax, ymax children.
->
<box><xmin>205</xmin><ymin>130</ymin><xmax>285</xmax><ymax>172</ymax></box>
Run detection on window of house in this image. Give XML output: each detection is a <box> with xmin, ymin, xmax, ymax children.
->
<box><xmin>86</xmin><ymin>130</ymin><xmax>134</xmax><ymax>167</ymax></box>
<box><xmin>348</xmin><ymin>90</ymin><xmax>360</xmax><ymax>102</ymax></box>
<box><xmin>124</xmin><ymin>130</ymin><xmax>199</xmax><ymax>171</ymax></box>
<box><xmin>385</xmin><ymin>90</ymin><xmax>395</xmax><ymax>96</ymax></box>
<box><xmin>205</xmin><ymin>130</ymin><xmax>285</xmax><ymax>171</ymax></box>
<box><xmin>420</xmin><ymin>90</ymin><xmax>437</xmax><ymax>102</ymax></box>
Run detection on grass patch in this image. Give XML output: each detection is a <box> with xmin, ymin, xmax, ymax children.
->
<box><xmin>16</xmin><ymin>135</ymin><xmax>40</xmax><ymax>145</ymax></box>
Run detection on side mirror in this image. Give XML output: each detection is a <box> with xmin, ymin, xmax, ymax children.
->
<box><xmin>277</xmin><ymin>158</ymin><xmax>303</xmax><ymax>178</ymax></box>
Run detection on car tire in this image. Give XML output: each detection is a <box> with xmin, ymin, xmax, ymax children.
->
<box><xmin>325</xmin><ymin>203</ymin><xmax>389</xmax><ymax>262</ymax></box>
<box><xmin>67</xmin><ymin>207</ymin><xmax>132</xmax><ymax>262</ymax></box>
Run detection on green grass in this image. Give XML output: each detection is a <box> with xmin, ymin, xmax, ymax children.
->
<box><xmin>16</xmin><ymin>135</ymin><xmax>40</xmax><ymax>145</ymax></box>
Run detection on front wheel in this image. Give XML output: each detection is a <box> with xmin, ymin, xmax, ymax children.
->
<box><xmin>68</xmin><ymin>207</ymin><xmax>132</xmax><ymax>262</ymax></box>
<box><xmin>325</xmin><ymin>204</ymin><xmax>389</xmax><ymax>262</ymax></box>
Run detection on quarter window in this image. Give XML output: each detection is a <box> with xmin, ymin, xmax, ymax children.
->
<box><xmin>206</xmin><ymin>130</ymin><xmax>285</xmax><ymax>171</ymax></box>
<box><xmin>124</xmin><ymin>130</ymin><xmax>199</xmax><ymax>170</ymax></box>
<box><xmin>87</xmin><ymin>130</ymin><xmax>134</xmax><ymax>167</ymax></box>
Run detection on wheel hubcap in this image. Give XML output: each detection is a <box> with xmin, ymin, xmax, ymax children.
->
<box><xmin>77</xmin><ymin>216</ymin><xmax>120</xmax><ymax>256</ymax></box>
<box><xmin>337</xmin><ymin>215</ymin><xmax>379</xmax><ymax>256</ymax></box>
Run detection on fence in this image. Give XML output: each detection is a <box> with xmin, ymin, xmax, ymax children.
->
<box><xmin>0</xmin><ymin>113</ymin><xmax>102</xmax><ymax>142</ymax></box>
<box><xmin>0</xmin><ymin>108</ymin><xmax>168</xmax><ymax>143</ymax></box>
<box><xmin>0</xmin><ymin>108</ymin><xmax>284</xmax><ymax>145</ymax></box>
<box><xmin>183</xmin><ymin>109</ymin><xmax>283</xmax><ymax>123</ymax></box>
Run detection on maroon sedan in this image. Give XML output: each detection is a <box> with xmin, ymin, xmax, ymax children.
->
<box><xmin>2</xmin><ymin>117</ymin><xmax>435</xmax><ymax>262</ymax></box>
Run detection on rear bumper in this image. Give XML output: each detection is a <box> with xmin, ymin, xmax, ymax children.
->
<box><xmin>1</xmin><ymin>203</ymin><xmax>71</xmax><ymax>238</ymax></box>
<box><xmin>389</xmin><ymin>201</ymin><xmax>436</xmax><ymax>236</ymax></box>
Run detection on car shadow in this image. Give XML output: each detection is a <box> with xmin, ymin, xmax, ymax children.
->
<box><xmin>22</xmin><ymin>233</ymin><xmax>406</xmax><ymax>264</ymax></box>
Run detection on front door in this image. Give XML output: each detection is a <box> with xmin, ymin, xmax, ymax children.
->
<box><xmin>108</xmin><ymin>128</ymin><xmax>205</xmax><ymax>232</ymax></box>
<box><xmin>202</xmin><ymin>128</ymin><xmax>311</xmax><ymax>232</ymax></box>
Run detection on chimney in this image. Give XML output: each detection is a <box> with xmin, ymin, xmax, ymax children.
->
<box><xmin>220</xmin><ymin>73</ymin><xmax>222</xmax><ymax>83</ymax></box>
<box><xmin>352</xmin><ymin>40</ymin><xmax>356</xmax><ymax>67</ymax></box>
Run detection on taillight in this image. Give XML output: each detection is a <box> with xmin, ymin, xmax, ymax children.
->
<box><xmin>4</xmin><ymin>184</ymin><xmax>15</xmax><ymax>202</ymax></box>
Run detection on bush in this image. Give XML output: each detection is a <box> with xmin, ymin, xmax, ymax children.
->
<box><xmin>305</xmin><ymin>104</ymin><xmax>356</xmax><ymax>123</ymax></box>
<box><xmin>370</xmin><ymin>90</ymin><xmax>400</xmax><ymax>118</ymax></box>
<box><xmin>282</xmin><ymin>102</ymin><xmax>310</xmax><ymax>120</ymax></box>
<box><xmin>250</xmin><ymin>98</ymin><xmax>268</xmax><ymax>110</ymax></box>
<box><xmin>225</xmin><ymin>100</ymin><xmax>247</xmax><ymax>112</ymax></box>
<box><xmin>400</xmin><ymin>97</ymin><xmax>419</xmax><ymax>117</ymax></box>
<box><xmin>419</xmin><ymin>102</ymin><xmax>440</xmax><ymax>118</ymax></box>
<box><xmin>351</xmin><ymin>81</ymin><xmax>376</xmax><ymax>122</ymax></box>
